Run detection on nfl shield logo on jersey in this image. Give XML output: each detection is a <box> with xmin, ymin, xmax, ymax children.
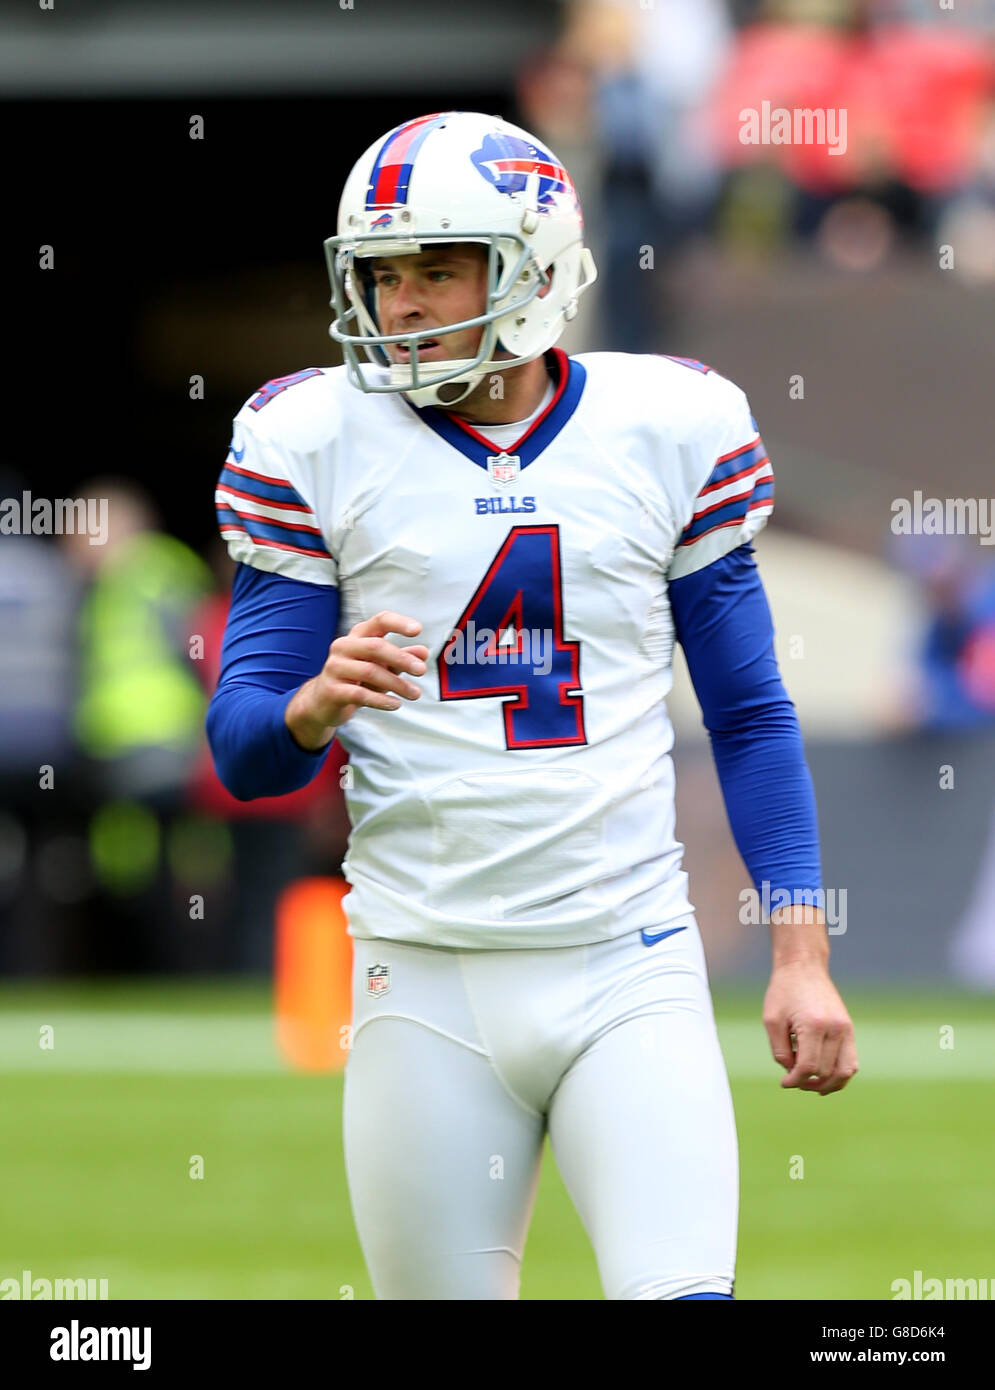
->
<box><xmin>487</xmin><ymin>452</ymin><xmax>520</xmax><ymax>486</ymax></box>
<box><xmin>366</xmin><ymin>964</ymin><xmax>391</xmax><ymax>997</ymax></box>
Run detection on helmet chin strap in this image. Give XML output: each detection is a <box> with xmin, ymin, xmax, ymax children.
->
<box><xmin>390</xmin><ymin>358</ymin><xmax>486</xmax><ymax>408</ymax></box>
<box><xmin>394</xmin><ymin>341</ymin><xmax>549</xmax><ymax>410</ymax></box>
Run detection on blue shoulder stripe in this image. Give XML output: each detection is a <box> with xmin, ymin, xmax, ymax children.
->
<box><xmin>217</xmin><ymin>466</ymin><xmax>312</xmax><ymax>511</ymax></box>
<box><xmin>701</xmin><ymin>439</ymin><xmax>768</xmax><ymax>494</ymax></box>
<box><xmin>680</xmin><ymin>482</ymin><xmax>774</xmax><ymax>546</ymax></box>
<box><xmin>216</xmin><ymin>506</ymin><xmax>332</xmax><ymax>558</ymax></box>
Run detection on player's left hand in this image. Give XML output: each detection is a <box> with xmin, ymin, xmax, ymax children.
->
<box><xmin>762</xmin><ymin>961</ymin><xmax>858</xmax><ymax>1096</ymax></box>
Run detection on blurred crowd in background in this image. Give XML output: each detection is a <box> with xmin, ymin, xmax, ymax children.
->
<box><xmin>527</xmin><ymin>0</ymin><xmax>995</xmax><ymax>353</ymax></box>
<box><xmin>2</xmin><ymin>0</ymin><xmax>994</xmax><ymax>982</ymax></box>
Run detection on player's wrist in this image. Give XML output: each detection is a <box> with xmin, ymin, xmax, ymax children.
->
<box><xmin>769</xmin><ymin>907</ymin><xmax>829</xmax><ymax>967</ymax></box>
<box><xmin>284</xmin><ymin>681</ymin><xmax>338</xmax><ymax>751</ymax></box>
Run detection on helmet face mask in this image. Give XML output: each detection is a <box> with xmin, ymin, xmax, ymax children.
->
<box><xmin>325</xmin><ymin>229</ymin><xmax>547</xmax><ymax>404</ymax></box>
<box><xmin>325</xmin><ymin>111</ymin><xmax>597</xmax><ymax>408</ymax></box>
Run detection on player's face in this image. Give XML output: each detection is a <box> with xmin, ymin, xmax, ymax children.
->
<box><xmin>369</xmin><ymin>244</ymin><xmax>489</xmax><ymax>365</ymax></box>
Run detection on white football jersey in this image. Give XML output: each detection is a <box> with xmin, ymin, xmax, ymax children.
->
<box><xmin>216</xmin><ymin>350</ymin><xmax>774</xmax><ymax>948</ymax></box>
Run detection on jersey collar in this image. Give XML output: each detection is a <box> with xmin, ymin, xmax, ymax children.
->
<box><xmin>405</xmin><ymin>348</ymin><xmax>586</xmax><ymax>470</ymax></box>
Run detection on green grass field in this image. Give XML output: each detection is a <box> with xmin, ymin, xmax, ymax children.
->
<box><xmin>1</xmin><ymin>981</ymin><xmax>992</xmax><ymax>1300</ymax></box>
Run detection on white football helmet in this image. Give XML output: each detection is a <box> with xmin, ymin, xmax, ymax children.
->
<box><xmin>324</xmin><ymin>110</ymin><xmax>597</xmax><ymax>407</ymax></box>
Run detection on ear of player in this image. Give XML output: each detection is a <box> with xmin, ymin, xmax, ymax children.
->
<box><xmin>324</xmin><ymin>110</ymin><xmax>597</xmax><ymax>407</ymax></box>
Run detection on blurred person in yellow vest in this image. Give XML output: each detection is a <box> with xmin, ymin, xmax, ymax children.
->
<box><xmin>64</xmin><ymin>480</ymin><xmax>211</xmax><ymax>803</ymax></box>
<box><xmin>61</xmin><ymin>481</ymin><xmax>213</xmax><ymax>971</ymax></box>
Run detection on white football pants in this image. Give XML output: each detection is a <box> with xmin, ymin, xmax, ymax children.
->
<box><xmin>343</xmin><ymin>918</ymin><xmax>738</xmax><ymax>1300</ymax></box>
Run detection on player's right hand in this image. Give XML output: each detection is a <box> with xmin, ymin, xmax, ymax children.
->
<box><xmin>284</xmin><ymin>610</ymin><xmax>429</xmax><ymax>749</ymax></box>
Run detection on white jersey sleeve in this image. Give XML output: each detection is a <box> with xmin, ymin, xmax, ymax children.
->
<box><xmin>665</xmin><ymin>364</ymin><xmax>774</xmax><ymax>581</ymax></box>
<box><xmin>215</xmin><ymin>377</ymin><xmax>338</xmax><ymax>587</ymax></box>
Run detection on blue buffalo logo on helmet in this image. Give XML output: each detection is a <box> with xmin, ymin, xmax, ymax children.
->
<box><xmin>369</xmin><ymin>212</ymin><xmax>394</xmax><ymax>230</ymax></box>
<box><xmin>470</xmin><ymin>132</ymin><xmax>578</xmax><ymax>214</ymax></box>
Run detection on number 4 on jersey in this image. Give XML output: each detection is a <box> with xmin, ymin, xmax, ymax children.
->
<box><xmin>439</xmin><ymin>525</ymin><xmax>586</xmax><ymax>750</ymax></box>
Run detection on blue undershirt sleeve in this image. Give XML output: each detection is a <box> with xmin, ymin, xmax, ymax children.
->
<box><xmin>206</xmin><ymin>562</ymin><xmax>341</xmax><ymax>801</ymax></box>
<box><xmin>668</xmin><ymin>543</ymin><xmax>822</xmax><ymax>901</ymax></box>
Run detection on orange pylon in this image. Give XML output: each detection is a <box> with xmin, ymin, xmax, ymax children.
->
<box><xmin>274</xmin><ymin>876</ymin><xmax>353</xmax><ymax>1071</ymax></box>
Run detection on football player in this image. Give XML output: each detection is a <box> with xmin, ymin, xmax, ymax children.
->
<box><xmin>208</xmin><ymin>111</ymin><xmax>858</xmax><ymax>1300</ymax></box>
